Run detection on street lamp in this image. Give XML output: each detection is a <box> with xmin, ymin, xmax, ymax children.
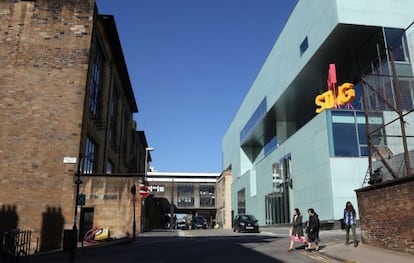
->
<box><xmin>130</xmin><ymin>184</ymin><xmax>137</xmax><ymax>240</ymax></box>
<box><xmin>142</xmin><ymin>147</ymin><xmax>154</xmax><ymax>232</ymax></box>
<box><xmin>170</xmin><ymin>177</ymin><xmax>175</xmax><ymax>229</ymax></box>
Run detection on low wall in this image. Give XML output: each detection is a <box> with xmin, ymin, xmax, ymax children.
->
<box><xmin>356</xmin><ymin>176</ymin><xmax>414</xmax><ymax>255</ymax></box>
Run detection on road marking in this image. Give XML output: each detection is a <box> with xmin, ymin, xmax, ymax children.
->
<box><xmin>309</xmin><ymin>254</ymin><xmax>330</xmax><ymax>262</ymax></box>
<box><xmin>260</xmin><ymin>231</ymin><xmax>277</xmax><ymax>236</ymax></box>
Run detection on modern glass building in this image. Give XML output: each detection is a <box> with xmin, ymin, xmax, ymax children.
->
<box><xmin>222</xmin><ymin>0</ymin><xmax>414</xmax><ymax>225</ymax></box>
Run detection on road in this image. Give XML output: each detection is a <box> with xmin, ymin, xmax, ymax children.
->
<box><xmin>31</xmin><ymin>228</ymin><xmax>343</xmax><ymax>263</ymax></box>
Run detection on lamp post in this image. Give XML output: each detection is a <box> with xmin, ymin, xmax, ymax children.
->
<box><xmin>141</xmin><ymin>147</ymin><xmax>154</xmax><ymax>232</ymax></box>
<box><xmin>130</xmin><ymin>184</ymin><xmax>137</xmax><ymax>240</ymax></box>
<box><xmin>70</xmin><ymin>157</ymin><xmax>83</xmax><ymax>263</ymax></box>
<box><xmin>170</xmin><ymin>177</ymin><xmax>174</xmax><ymax>229</ymax></box>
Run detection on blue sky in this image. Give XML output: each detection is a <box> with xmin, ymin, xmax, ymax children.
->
<box><xmin>96</xmin><ymin>0</ymin><xmax>298</xmax><ymax>173</ymax></box>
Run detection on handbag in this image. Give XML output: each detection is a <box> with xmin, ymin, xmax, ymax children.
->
<box><xmin>340</xmin><ymin>218</ymin><xmax>346</xmax><ymax>229</ymax></box>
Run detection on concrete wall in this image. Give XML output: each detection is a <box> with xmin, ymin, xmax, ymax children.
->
<box><xmin>356</xmin><ymin>176</ymin><xmax>414</xmax><ymax>255</ymax></box>
<box><xmin>337</xmin><ymin>0</ymin><xmax>414</xmax><ymax>28</ymax></box>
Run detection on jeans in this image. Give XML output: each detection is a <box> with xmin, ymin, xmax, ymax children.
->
<box><xmin>345</xmin><ymin>224</ymin><xmax>357</xmax><ymax>243</ymax></box>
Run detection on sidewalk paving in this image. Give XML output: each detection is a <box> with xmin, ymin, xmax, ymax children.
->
<box><xmin>31</xmin><ymin>228</ymin><xmax>414</xmax><ymax>263</ymax></box>
<box><xmin>319</xmin><ymin>241</ymin><xmax>414</xmax><ymax>263</ymax></box>
<box><xmin>259</xmin><ymin>227</ymin><xmax>414</xmax><ymax>263</ymax></box>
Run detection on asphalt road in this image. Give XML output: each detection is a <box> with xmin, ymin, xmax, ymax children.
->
<box><xmin>30</xmin><ymin>228</ymin><xmax>343</xmax><ymax>263</ymax></box>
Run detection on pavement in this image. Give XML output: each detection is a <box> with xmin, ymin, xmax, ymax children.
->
<box><xmin>259</xmin><ymin>227</ymin><xmax>414</xmax><ymax>263</ymax></box>
<box><xmin>313</xmin><ymin>240</ymin><xmax>413</xmax><ymax>263</ymax></box>
<box><xmin>31</xmin><ymin>228</ymin><xmax>414</xmax><ymax>263</ymax></box>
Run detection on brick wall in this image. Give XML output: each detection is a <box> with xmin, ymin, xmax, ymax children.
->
<box><xmin>0</xmin><ymin>0</ymin><xmax>95</xmax><ymax>252</ymax></box>
<box><xmin>356</xmin><ymin>176</ymin><xmax>414</xmax><ymax>255</ymax></box>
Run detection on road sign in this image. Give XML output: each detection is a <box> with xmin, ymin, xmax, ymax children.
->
<box><xmin>139</xmin><ymin>185</ymin><xmax>150</xmax><ymax>198</ymax></box>
<box><xmin>77</xmin><ymin>194</ymin><xmax>86</xmax><ymax>205</ymax></box>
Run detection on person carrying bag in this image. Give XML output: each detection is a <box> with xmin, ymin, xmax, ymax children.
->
<box><xmin>287</xmin><ymin>208</ymin><xmax>307</xmax><ymax>251</ymax></box>
<box><xmin>344</xmin><ymin>201</ymin><xmax>359</xmax><ymax>247</ymax></box>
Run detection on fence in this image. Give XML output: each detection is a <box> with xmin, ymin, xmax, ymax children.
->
<box><xmin>0</xmin><ymin>229</ymin><xmax>31</xmax><ymax>263</ymax></box>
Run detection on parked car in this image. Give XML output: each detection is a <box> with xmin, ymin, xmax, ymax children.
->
<box><xmin>192</xmin><ymin>216</ymin><xmax>207</xmax><ymax>229</ymax></box>
<box><xmin>176</xmin><ymin>218</ymin><xmax>188</xmax><ymax>230</ymax></box>
<box><xmin>233</xmin><ymin>214</ymin><xmax>260</xmax><ymax>233</ymax></box>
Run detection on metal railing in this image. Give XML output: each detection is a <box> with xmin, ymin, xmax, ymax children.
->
<box><xmin>0</xmin><ymin>229</ymin><xmax>31</xmax><ymax>263</ymax></box>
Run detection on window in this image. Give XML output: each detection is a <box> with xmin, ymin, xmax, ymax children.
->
<box><xmin>240</xmin><ymin>98</ymin><xmax>267</xmax><ymax>143</ymax></box>
<box><xmin>88</xmin><ymin>43</ymin><xmax>104</xmax><ymax>117</ymax></box>
<box><xmin>384</xmin><ymin>28</ymin><xmax>409</xmax><ymax>62</ymax></box>
<box><xmin>237</xmin><ymin>189</ymin><xmax>245</xmax><ymax>214</ymax></box>
<box><xmin>300</xmin><ymin>36</ymin><xmax>308</xmax><ymax>56</ymax></box>
<box><xmin>399</xmin><ymin>80</ymin><xmax>414</xmax><ymax>111</ymax></box>
<box><xmin>106</xmin><ymin>159</ymin><xmax>114</xmax><ymax>174</ymax></box>
<box><xmin>121</xmin><ymin>110</ymin><xmax>129</xmax><ymax>154</ymax></box>
<box><xmin>357</xmin><ymin>123</ymin><xmax>368</xmax><ymax>156</ymax></box>
<box><xmin>199</xmin><ymin>184</ymin><xmax>215</xmax><ymax>207</ymax></box>
<box><xmin>83</xmin><ymin>137</ymin><xmax>97</xmax><ymax>174</ymax></box>
<box><xmin>177</xmin><ymin>184</ymin><xmax>194</xmax><ymax>207</ymax></box>
<box><xmin>149</xmin><ymin>185</ymin><xmax>165</xmax><ymax>193</ymax></box>
<box><xmin>331</xmin><ymin>111</ymin><xmax>373</xmax><ymax>157</ymax></box>
<box><xmin>350</xmin><ymin>83</ymin><xmax>364</xmax><ymax>110</ymax></box>
<box><xmin>109</xmin><ymin>88</ymin><xmax>118</xmax><ymax>145</ymax></box>
<box><xmin>333</xmin><ymin>122</ymin><xmax>358</xmax><ymax>156</ymax></box>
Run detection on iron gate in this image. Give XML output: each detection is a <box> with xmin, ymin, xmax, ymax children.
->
<box><xmin>0</xmin><ymin>229</ymin><xmax>31</xmax><ymax>263</ymax></box>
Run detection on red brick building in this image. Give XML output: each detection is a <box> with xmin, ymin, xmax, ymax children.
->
<box><xmin>0</xmin><ymin>0</ymin><xmax>147</xmax><ymax>252</ymax></box>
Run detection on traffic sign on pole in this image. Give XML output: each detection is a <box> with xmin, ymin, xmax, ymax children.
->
<box><xmin>139</xmin><ymin>185</ymin><xmax>150</xmax><ymax>198</ymax></box>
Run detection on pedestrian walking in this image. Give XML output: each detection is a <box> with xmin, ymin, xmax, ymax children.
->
<box><xmin>287</xmin><ymin>208</ymin><xmax>307</xmax><ymax>251</ymax></box>
<box><xmin>344</xmin><ymin>201</ymin><xmax>359</xmax><ymax>247</ymax></box>
<box><xmin>305</xmin><ymin>208</ymin><xmax>320</xmax><ymax>251</ymax></box>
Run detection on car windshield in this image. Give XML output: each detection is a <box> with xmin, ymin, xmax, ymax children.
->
<box><xmin>240</xmin><ymin>215</ymin><xmax>256</xmax><ymax>221</ymax></box>
<box><xmin>194</xmin><ymin>217</ymin><xmax>204</xmax><ymax>223</ymax></box>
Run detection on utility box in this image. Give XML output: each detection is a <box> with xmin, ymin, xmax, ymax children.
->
<box><xmin>62</xmin><ymin>229</ymin><xmax>77</xmax><ymax>250</ymax></box>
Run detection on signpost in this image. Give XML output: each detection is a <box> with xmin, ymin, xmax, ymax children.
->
<box><xmin>139</xmin><ymin>185</ymin><xmax>150</xmax><ymax>232</ymax></box>
<box><xmin>131</xmin><ymin>185</ymin><xmax>137</xmax><ymax>240</ymax></box>
<box><xmin>139</xmin><ymin>185</ymin><xmax>150</xmax><ymax>198</ymax></box>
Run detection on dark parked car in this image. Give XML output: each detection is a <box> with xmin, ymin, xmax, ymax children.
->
<box><xmin>192</xmin><ymin>216</ymin><xmax>207</xmax><ymax>229</ymax></box>
<box><xmin>233</xmin><ymin>214</ymin><xmax>260</xmax><ymax>233</ymax></box>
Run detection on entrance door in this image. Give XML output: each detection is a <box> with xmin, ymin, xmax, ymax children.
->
<box><xmin>265</xmin><ymin>189</ymin><xmax>290</xmax><ymax>225</ymax></box>
<box><xmin>79</xmin><ymin>207</ymin><xmax>94</xmax><ymax>241</ymax></box>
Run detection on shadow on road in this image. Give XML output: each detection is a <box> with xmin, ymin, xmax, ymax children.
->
<box><xmin>31</xmin><ymin>235</ymin><xmax>285</xmax><ymax>263</ymax></box>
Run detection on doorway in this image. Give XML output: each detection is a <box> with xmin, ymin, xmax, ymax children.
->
<box><xmin>79</xmin><ymin>207</ymin><xmax>94</xmax><ymax>241</ymax></box>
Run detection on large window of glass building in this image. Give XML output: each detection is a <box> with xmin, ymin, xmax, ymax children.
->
<box><xmin>199</xmin><ymin>184</ymin><xmax>215</xmax><ymax>207</ymax></box>
<box><xmin>331</xmin><ymin>110</ymin><xmax>385</xmax><ymax>157</ymax></box>
<box><xmin>384</xmin><ymin>28</ymin><xmax>409</xmax><ymax>62</ymax></box>
<box><xmin>177</xmin><ymin>184</ymin><xmax>194</xmax><ymax>207</ymax></box>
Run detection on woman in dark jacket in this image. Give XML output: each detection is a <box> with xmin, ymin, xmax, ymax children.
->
<box><xmin>288</xmin><ymin>208</ymin><xmax>307</xmax><ymax>251</ymax></box>
<box><xmin>305</xmin><ymin>208</ymin><xmax>320</xmax><ymax>251</ymax></box>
